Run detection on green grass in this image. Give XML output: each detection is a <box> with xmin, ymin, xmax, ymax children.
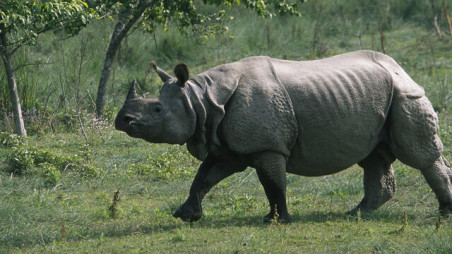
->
<box><xmin>1</xmin><ymin>114</ymin><xmax>452</xmax><ymax>253</ymax></box>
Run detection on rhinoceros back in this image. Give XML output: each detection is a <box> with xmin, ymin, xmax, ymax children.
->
<box><xmin>273</xmin><ymin>51</ymin><xmax>395</xmax><ymax>176</ymax></box>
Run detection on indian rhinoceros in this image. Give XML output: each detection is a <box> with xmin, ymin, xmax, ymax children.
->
<box><xmin>115</xmin><ymin>50</ymin><xmax>452</xmax><ymax>222</ymax></box>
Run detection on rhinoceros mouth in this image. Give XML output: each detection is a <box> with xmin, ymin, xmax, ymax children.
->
<box><xmin>122</xmin><ymin>126</ymin><xmax>148</xmax><ymax>140</ymax></box>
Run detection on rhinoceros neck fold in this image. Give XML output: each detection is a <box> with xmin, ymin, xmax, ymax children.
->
<box><xmin>184</xmin><ymin>57</ymin><xmax>299</xmax><ymax>161</ymax></box>
<box><xmin>184</xmin><ymin>70</ymin><xmax>242</xmax><ymax>160</ymax></box>
<box><xmin>184</xmin><ymin>79</ymin><xmax>208</xmax><ymax>160</ymax></box>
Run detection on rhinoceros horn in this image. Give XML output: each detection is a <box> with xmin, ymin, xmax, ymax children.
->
<box><xmin>126</xmin><ymin>79</ymin><xmax>139</xmax><ymax>101</ymax></box>
<box><xmin>151</xmin><ymin>61</ymin><xmax>172</xmax><ymax>83</ymax></box>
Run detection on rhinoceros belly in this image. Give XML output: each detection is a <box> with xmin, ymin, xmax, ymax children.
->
<box><xmin>273</xmin><ymin>53</ymin><xmax>393</xmax><ymax>176</ymax></box>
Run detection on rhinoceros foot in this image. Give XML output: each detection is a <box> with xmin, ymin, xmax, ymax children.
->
<box><xmin>262</xmin><ymin>212</ymin><xmax>291</xmax><ymax>224</ymax></box>
<box><xmin>439</xmin><ymin>204</ymin><xmax>452</xmax><ymax>217</ymax></box>
<box><xmin>173</xmin><ymin>204</ymin><xmax>203</xmax><ymax>222</ymax></box>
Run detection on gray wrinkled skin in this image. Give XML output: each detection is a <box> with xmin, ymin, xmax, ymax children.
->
<box><xmin>115</xmin><ymin>50</ymin><xmax>452</xmax><ymax>223</ymax></box>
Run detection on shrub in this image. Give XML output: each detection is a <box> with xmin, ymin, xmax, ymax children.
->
<box><xmin>32</xmin><ymin>148</ymin><xmax>82</xmax><ymax>171</ymax></box>
<box><xmin>76</xmin><ymin>164</ymin><xmax>104</xmax><ymax>178</ymax></box>
<box><xmin>39</xmin><ymin>162</ymin><xmax>61</xmax><ymax>187</ymax></box>
<box><xmin>0</xmin><ymin>132</ymin><xmax>27</xmax><ymax>147</ymax></box>
<box><xmin>7</xmin><ymin>145</ymin><xmax>34</xmax><ymax>174</ymax></box>
<box><xmin>126</xmin><ymin>151</ymin><xmax>195</xmax><ymax>180</ymax></box>
<box><xmin>3</xmin><ymin>137</ymin><xmax>100</xmax><ymax>180</ymax></box>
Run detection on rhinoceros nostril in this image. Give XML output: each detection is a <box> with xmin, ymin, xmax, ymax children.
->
<box><xmin>123</xmin><ymin>116</ymin><xmax>137</xmax><ymax>126</ymax></box>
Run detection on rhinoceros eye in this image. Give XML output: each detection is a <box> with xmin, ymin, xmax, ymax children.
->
<box><xmin>154</xmin><ymin>106</ymin><xmax>162</xmax><ymax>113</ymax></box>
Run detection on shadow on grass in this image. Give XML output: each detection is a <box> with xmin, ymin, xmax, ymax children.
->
<box><xmin>181</xmin><ymin>209</ymin><xmax>424</xmax><ymax>228</ymax></box>
<box><xmin>1</xmin><ymin>209</ymin><xmax>441</xmax><ymax>249</ymax></box>
<box><xmin>290</xmin><ymin>210</ymin><xmax>411</xmax><ymax>224</ymax></box>
<box><xmin>196</xmin><ymin>208</ymin><xmax>441</xmax><ymax>227</ymax></box>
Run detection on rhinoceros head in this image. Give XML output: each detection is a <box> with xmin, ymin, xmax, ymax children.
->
<box><xmin>114</xmin><ymin>62</ymin><xmax>196</xmax><ymax>145</ymax></box>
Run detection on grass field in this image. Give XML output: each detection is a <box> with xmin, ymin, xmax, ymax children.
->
<box><xmin>1</xmin><ymin>112</ymin><xmax>451</xmax><ymax>253</ymax></box>
<box><xmin>2</xmin><ymin>1</ymin><xmax>452</xmax><ymax>253</ymax></box>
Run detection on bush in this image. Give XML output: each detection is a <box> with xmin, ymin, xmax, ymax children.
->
<box><xmin>0</xmin><ymin>132</ymin><xmax>27</xmax><ymax>147</ymax></box>
<box><xmin>76</xmin><ymin>164</ymin><xmax>104</xmax><ymax>178</ymax></box>
<box><xmin>3</xmin><ymin>136</ymin><xmax>101</xmax><ymax>181</ymax></box>
<box><xmin>39</xmin><ymin>162</ymin><xmax>61</xmax><ymax>187</ymax></box>
<box><xmin>32</xmin><ymin>148</ymin><xmax>81</xmax><ymax>171</ymax></box>
<box><xmin>126</xmin><ymin>151</ymin><xmax>195</xmax><ymax>180</ymax></box>
<box><xmin>7</xmin><ymin>145</ymin><xmax>34</xmax><ymax>174</ymax></box>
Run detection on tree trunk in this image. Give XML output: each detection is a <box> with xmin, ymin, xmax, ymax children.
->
<box><xmin>95</xmin><ymin>15</ymin><xmax>127</xmax><ymax>118</ymax></box>
<box><xmin>95</xmin><ymin>2</ymin><xmax>149</xmax><ymax>118</ymax></box>
<box><xmin>1</xmin><ymin>52</ymin><xmax>27</xmax><ymax>136</ymax></box>
<box><xmin>431</xmin><ymin>0</ymin><xmax>442</xmax><ymax>38</ymax></box>
<box><xmin>0</xmin><ymin>26</ymin><xmax>27</xmax><ymax>136</ymax></box>
<box><xmin>443</xmin><ymin>0</ymin><xmax>452</xmax><ymax>39</ymax></box>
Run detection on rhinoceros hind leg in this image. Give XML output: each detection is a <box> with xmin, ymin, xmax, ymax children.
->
<box><xmin>388</xmin><ymin>95</ymin><xmax>452</xmax><ymax>215</ymax></box>
<box><xmin>347</xmin><ymin>144</ymin><xmax>396</xmax><ymax>215</ymax></box>
<box><xmin>419</xmin><ymin>156</ymin><xmax>452</xmax><ymax>215</ymax></box>
<box><xmin>251</xmin><ymin>152</ymin><xmax>291</xmax><ymax>223</ymax></box>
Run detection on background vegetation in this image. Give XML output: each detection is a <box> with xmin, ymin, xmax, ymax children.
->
<box><xmin>1</xmin><ymin>0</ymin><xmax>452</xmax><ymax>253</ymax></box>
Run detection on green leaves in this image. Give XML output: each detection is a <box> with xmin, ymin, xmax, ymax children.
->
<box><xmin>124</xmin><ymin>0</ymin><xmax>303</xmax><ymax>42</ymax></box>
<box><xmin>126</xmin><ymin>149</ymin><xmax>197</xmax><ymax>181</ymax></box>
<box><xmin>0</xmin><ymin>0</ymin><xmax>95</xmax><ymax>52</ymax></box>
<box><xmin>204</xmin><ymin>0</ymin><xmax>302</xmax><ymax>18</ymax></box>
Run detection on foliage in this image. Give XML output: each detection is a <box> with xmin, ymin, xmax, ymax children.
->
<box><xmin>0</xmin><ymin>0</ymin><xmax>94</xmax><ymax>52</ymax></box>
<box><xmin>126</xmin><ymin>149</ymin><xmax>197</xmax><ymax>180</ymax></box>
<box><xmin>39</xmin><ymin>162</ymin><xmax>61</xmax><ymax>187</ymax></box>
<box><xmin>7</xmin><ymin>145</ymin><xmax>34</xmax><ymax>174</ymax></box>
<box><xmin>98</xmin><ymin>0</ymin><xmax>303</xmax><ymax>37</ymax></box>
<box><xmin>1</xmin><ymin>131</ymin><xmax>103</xmax><ymax>182</ymax></box>
<box><xmin>0</xmin><ymin>131</ymin><xmax>27</xmax><ymax>147</ymax></box>
<box><xmin>0</xmin><ymin>0</ymin><xmax>97</xmax><ymax>136</ymax></box>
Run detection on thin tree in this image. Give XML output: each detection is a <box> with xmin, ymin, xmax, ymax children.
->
<box><xmin>0</xmin><ymin>0</ymin><xmax>95</xmax><ymax>136</ymax></box>
<box><xmin>430</xmin><ymin>0</ymin><xmax>442</xmax><ymax>38</ymax></box>
<box><xmin>95</xmin><ymin>0</ymin><xmax>153</xmax><ymax>118</ymax></box>
<box><xmin>443</xmin><ymin>0</ymin><xmax>452</xmax><ymax>39</ymax></box>
<box><xmin>95</xmin><ymin>0</ymin><xmax>303</xmax><ymax>118</ymax></box>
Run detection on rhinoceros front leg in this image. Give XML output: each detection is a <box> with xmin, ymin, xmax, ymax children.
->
<box><xmin>347</xmin><ymin>144</ymin><xmax>396</xmax><ymax>215</ymax></box>
<box><xmin>173</xmin><ymin>154</ymin><xmax>247</xmax><ymax>222</ymax></box>
<box><xmin>251</xmin><ymin>152</ymin><xmax>290</xmax><ymax>223</ymax></box>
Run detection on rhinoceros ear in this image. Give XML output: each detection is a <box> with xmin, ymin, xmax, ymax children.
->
<box><xmin>126</xmin><ymin>79</ymin><xmax>139</xmax><ymax>101</ymax></box>
<box><xmin>151</xmin><ymin>61</ymin><xmax>173</xmax><ymax>83</ymax></box>
<box><xmin>174</xmin><ymin>63</ymin><xmax>189</xmax><ymax>87</ymax></box>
